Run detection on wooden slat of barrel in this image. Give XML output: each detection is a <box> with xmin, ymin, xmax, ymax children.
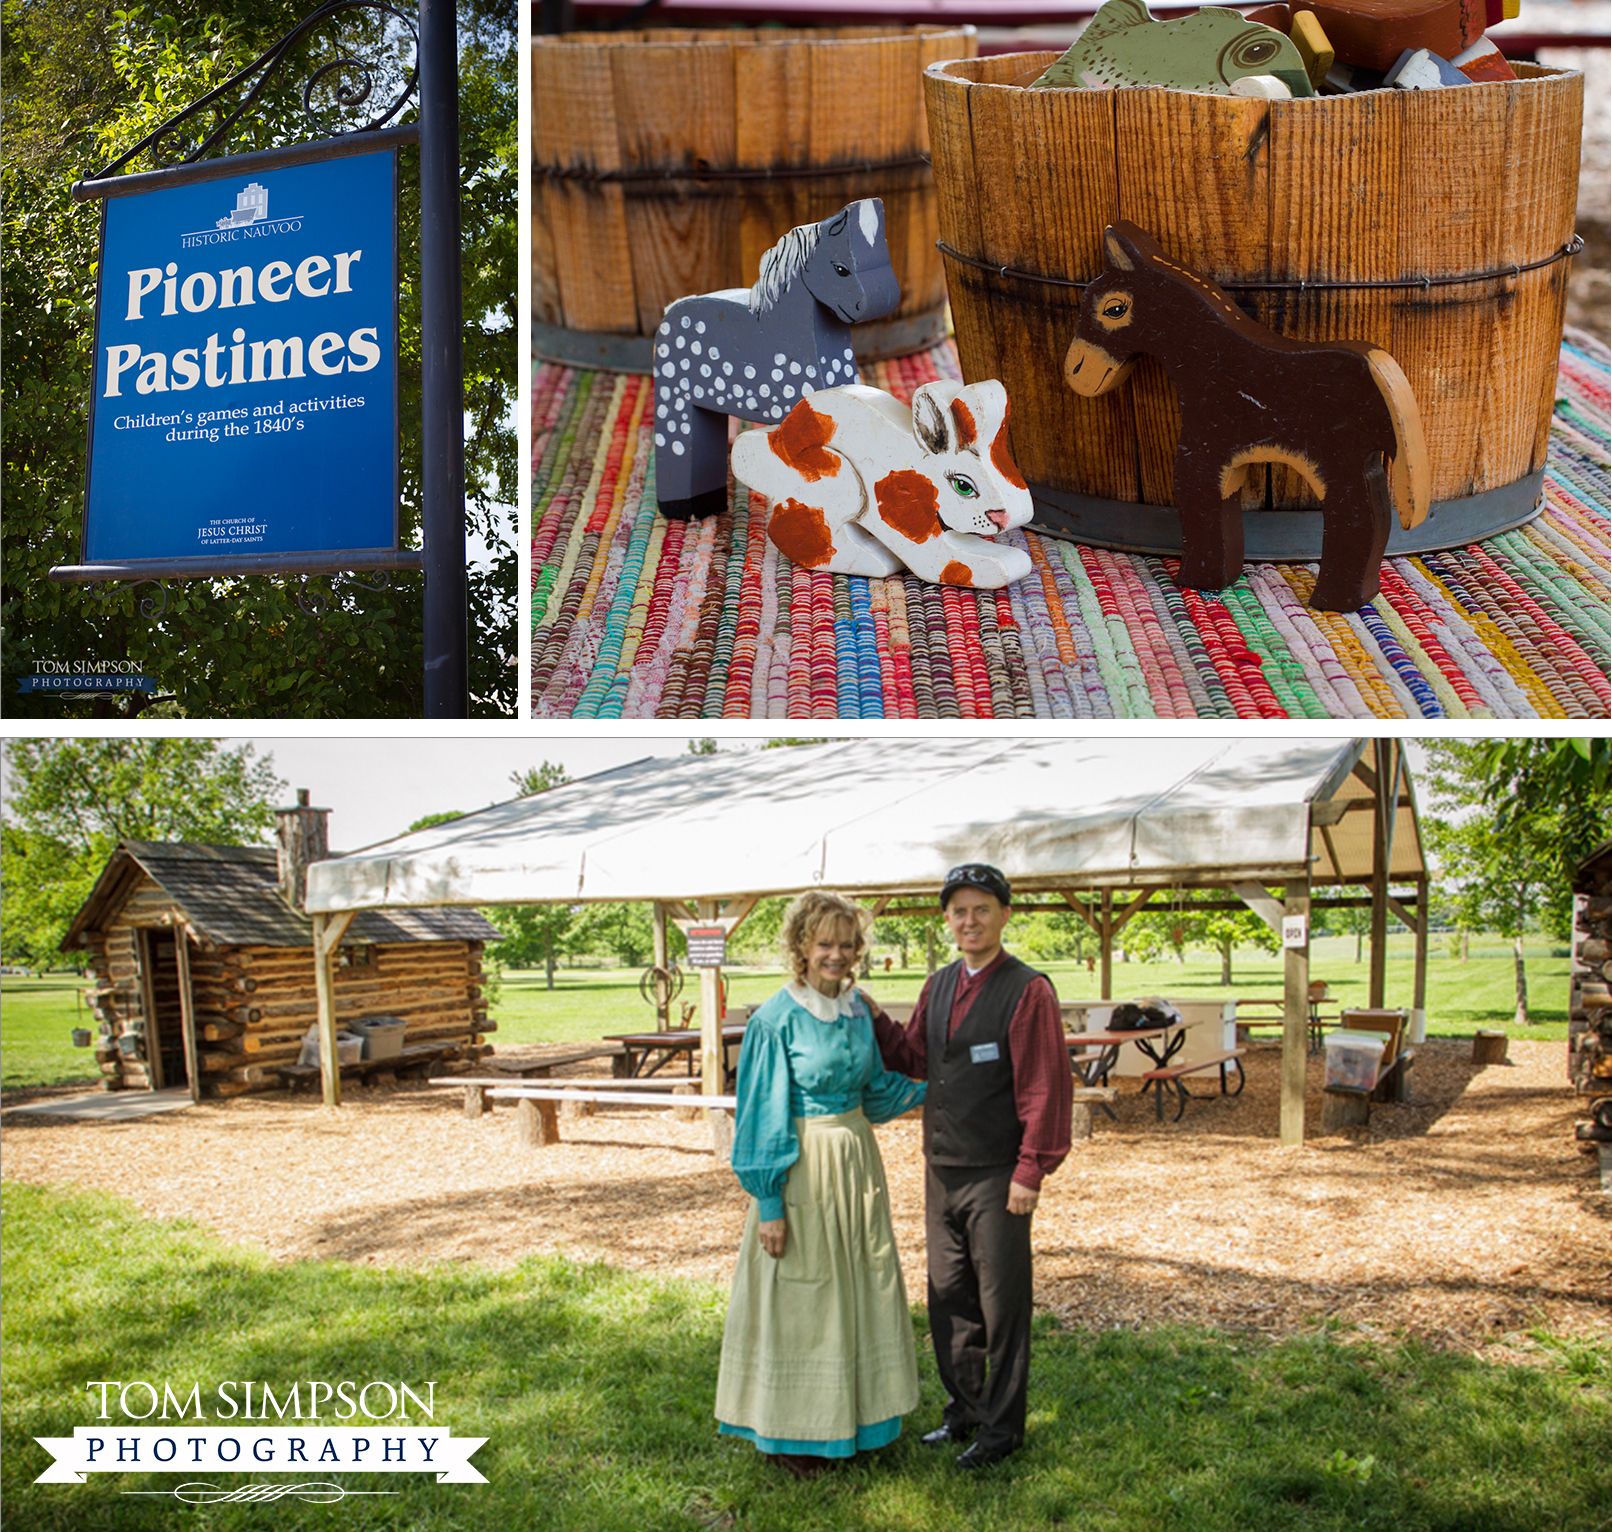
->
<box><xmin>930</xmin><ymin>52</ymin><xmax>1137</xmax><ymax>501</ymax></box>
<box><xmin>1261</xmin><ymin>91</ymin><xmax>1402</xmax><ymax>513</ymax></box>
<box><xmin>1116</xmin><ymin>91</ymin><xmax>1278</xmax><ymax>513</ymax></box>
<box><xmin>534</xmin><ymin>41</ymin><xmax>637</xmax><ymax>332</ymax></box>
<box><xmin>613</xmin><ymin>40</ymin><xmax>740</xmax><ymax>335</ymax></box>
<box><xmin>1484</xmin><ymin>66</ymin><xmax>1580</xmax><ymax>492</ymax></box>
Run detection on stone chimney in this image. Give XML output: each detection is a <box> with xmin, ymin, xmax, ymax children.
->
<box><xmin>274</xmin><ymin>789</ymin><xmax>330</xmax><ymax>912</ymax></box>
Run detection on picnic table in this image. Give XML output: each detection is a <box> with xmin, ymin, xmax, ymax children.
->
<box><xmin>603</xmin><ymin>1025</ymin><xmax>747</xmax><ymax>1085</ymax></box>
<box><xmin>1066</xmin><ymin>1018</ymin><xmax>1245</xmax><ymax>1123</ymax></box>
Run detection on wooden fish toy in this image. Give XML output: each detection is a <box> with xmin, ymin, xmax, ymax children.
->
<box><xmin>1030</xmin><ymin>0</ymin><xmax>1315</xmax><ymax>97</ymax></box>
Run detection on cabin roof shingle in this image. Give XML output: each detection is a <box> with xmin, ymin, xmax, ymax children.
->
<box><xmin>63</xmin><ymin>840</ymin><xmax>500</xmax><ymax>950</ymax></box>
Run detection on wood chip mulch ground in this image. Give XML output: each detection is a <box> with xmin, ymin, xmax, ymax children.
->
<box><xmin>4</xmin><ymin>1039</ymin><xmax>1607</xmax><ymax>1363</ymax></box>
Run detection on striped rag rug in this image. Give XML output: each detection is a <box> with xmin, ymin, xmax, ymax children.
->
<box><xmin>531</xmin><ymin>330</ymin><xmax>1609</xmax><ymax>719</ymax></box>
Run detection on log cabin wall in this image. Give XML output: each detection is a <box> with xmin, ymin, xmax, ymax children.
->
<box><xmin>1570</xmin><ymin>851</ymin><xmax>1612</xmax><ymax>1100</ymax></box>
<box><xmin>80</xmin><ymin>869</ymin><xmax>490</xmax><ymax>1099</ymax></box>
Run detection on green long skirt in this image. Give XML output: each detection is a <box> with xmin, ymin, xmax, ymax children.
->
<box><xmin>715</xmin><ymin>1108</ymin><xmax>920</xmax><ymax>1455</ymax></box>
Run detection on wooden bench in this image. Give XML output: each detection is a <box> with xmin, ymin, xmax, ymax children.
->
<box><xmin>1321</xmin><ymin>1012</ymin><xmax>1413</xmax><ymax>1129</ymax></box>
<box><xmin>484</xmin><ymin>1083</ymin><xmax>739</xmax><ymax>1148</ymax></box>
<box><xmin>1139</xmin><ymin>1048</ymin><xmax>1246</xmax><ymax>1123</ymax></box>
<box><xmin>445</xmin><ymin>1071</ymin><xmax>687</xmax><ymax>1120</ymax></box>
<box><xmin>274</xmin><ymin>1042</ymin><xmax>464</xmax><ymax>1091</ymax></box>
<box><xmin>445</xmin><ymin>1046</ymin><xmax>626</xmax><ymax>1116</ymax></box>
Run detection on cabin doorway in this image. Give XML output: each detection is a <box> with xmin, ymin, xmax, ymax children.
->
<box><xmin>138</xmin><ymin>931</ymin><xmax>193</xmax><ymax>1094</ymax></box>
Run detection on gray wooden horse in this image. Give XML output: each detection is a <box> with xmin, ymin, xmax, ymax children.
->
<box><xmin>654</xmin><ymin>199</ymin><xmax>900</xmax><ymax>520</ymax></box>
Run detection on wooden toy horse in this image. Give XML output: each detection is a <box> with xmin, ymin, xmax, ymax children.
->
<box><xmin>654</xmin><ymin>199</ymin><xmax>901</xmax><ymax>521</ymax></box>
<box><xmin>1064</xmin><ymin>221</ymin><xmax>1429</xmax><ymax>611</ymax></box>
<box><xmin>731</xmin><ymin>379</ymin><xmax>1035</xmax><ymax>588</ymax></box>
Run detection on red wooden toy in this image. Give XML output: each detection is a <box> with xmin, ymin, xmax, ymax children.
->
<box><xmin>1305</xmin><ymin>0</ymin><xmax>1486</xmax><ymax>73</ymax></box>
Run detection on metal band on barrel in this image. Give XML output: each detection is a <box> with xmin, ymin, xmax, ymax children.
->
<box><xmin>936</xmin><ymin>234</ymin><xmax>1585</xmax><ymax>293</ymax></box>
<box><xmin>536</xmin><ymin>154</ymin><xmax>932</xmax><ymax>186</ymax></box>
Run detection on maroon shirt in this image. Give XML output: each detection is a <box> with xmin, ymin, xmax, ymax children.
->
<box><xmin>869</xmin><ymin>950</ymin><xmax>1072</xmax><ymax>1193</ymax></box>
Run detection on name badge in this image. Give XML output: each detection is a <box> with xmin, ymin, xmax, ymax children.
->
<box><xmin>969</xmin><ymin>1042</ymin><xmax>1000</xmax><ymax>1064</ymax></box>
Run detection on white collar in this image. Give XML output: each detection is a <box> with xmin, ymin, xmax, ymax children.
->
<box><xmin>787</xmin><ymin>980</ymin><xmax>859</xmax><ymax>1022</ymax></box>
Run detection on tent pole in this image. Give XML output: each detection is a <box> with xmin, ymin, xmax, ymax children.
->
<box><xmin>698</xmin><ymin>898</ymin><xmax>722</xmax><ymax>1097</ymax></box>
<box><xmin>173</xmin><ymin>930</ymin><xmax>202</xmax><ymax>1104</ymax></box>
<box><xmin>1412</xmin><ymin>873</ymin><xmax>1429</xmax><ymax>1041</ymax></box>
<box><xmin>1100</xmin><ymin>890</ymin><xmax>1113</xmax><ymax>1000</ymax></box>
<box><xmin>1280</xmin><ymin>876</ymin><xmax>1310</xmax><ymax>1147</ymax></box>
<box><xmin>312</xmin><ymin>910</ymin><xmax>355</xmax><ymax>1107</ymax></box>
<box><xmin>652</xmin><ymin>901</ymin><xmax>670</xmax><ymax>1029</ymax></box>
<box><xmin>1369</xmin><ymin>739</ymin><xmax>1391</xmax><ymax>1009</ymax></box>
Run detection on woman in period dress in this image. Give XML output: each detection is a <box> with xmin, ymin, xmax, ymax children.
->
<box><xmin>714</xmin><ymin>890</ymin><xmax>926</xmax><ymax>1477</ymax></box>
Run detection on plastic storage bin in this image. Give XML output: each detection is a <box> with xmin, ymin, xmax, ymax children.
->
<box><xmin>1324</xmin><ymin>1030</ymin><xmax>1385</xmax><ymax>1093</ymax></box>
<box><xmin>349</xmin><ymin>1016</ymin><xmax>407</xmax><ymax>1061</ymax></box>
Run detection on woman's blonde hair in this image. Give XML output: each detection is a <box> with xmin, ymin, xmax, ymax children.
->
<box><xmin>781</xmin><ymin>890</ymin><xmax>871</xmax><ymax>988</ymax></box>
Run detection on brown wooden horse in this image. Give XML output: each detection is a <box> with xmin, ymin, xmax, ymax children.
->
<box><xmin>1065</xmin><ymin>221</ymin><xmax>1430</xmax><ymax>611</ymax></box>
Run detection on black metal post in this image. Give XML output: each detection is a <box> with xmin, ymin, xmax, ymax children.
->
<box><xmin>419</xmin><ymin>0</ymin><xmax>467</xmax><ymax>716</ymax></box>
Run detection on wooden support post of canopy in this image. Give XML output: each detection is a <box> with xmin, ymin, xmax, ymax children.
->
<box><xmin>668</xmin><ymin>895</ymin><xmax>756</xmax><ymax>1159</ymax></box>
<box><xmin>1412</xmin><ymin>873</ymin><xmax>1430</xmax><ymax>1040</ymax></box>
<box><xmin>1369</xmin><ymin>738</ymin><xmax>1401</xmax><ymax>1011</ymax></box>
<box><xmin>1100</xmin><ymin>890</ymin><xmax>1113</xmax><ymax>999</ymax></box>
<box><xmin>696</xmin><ymin>898</ymin><xmax>723</xmax><ymax>1097</ymax></box>
<box><xmin>173</xmin><ymin>927</ymin><xmax>202</xmax><ymax>1105</ymax></box>
<box><xmin>1281</xmin><ymin>877</ymin><xmax>1311</xmax><ymax>1147</ymax></box>
<box><xmin>652</xmin><ymin>900</ymin><xmax>671</xmax><ymax>1029</ymax></box>
<box><xmin>311</xmin><ymin>909</ymin><xmax>356</xmax><ymax>1107</ymax></box>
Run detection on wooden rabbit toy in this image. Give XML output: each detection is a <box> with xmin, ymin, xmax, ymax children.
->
<box><xmin>732</xmin><ymin>379</ymin><xmax>1034</xmax><ymax>589</ymax></box>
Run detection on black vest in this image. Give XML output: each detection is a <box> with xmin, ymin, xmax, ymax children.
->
<box><xmin>924</xmin><ymin>954</ymin><xmax>1040</xmax><ymax>1169</ymax></box>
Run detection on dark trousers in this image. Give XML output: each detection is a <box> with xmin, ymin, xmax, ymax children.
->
<box><xmin>924</xmin><ymin>1162</ymin><xmax>1033</xmax><ymax>1452</ymax></box>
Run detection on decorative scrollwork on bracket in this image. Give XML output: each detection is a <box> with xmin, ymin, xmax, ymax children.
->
<box><xmin>290</xmin><ymin>569</ymin><xmax>391</xmax><ymax>616</ymax></box>
<box><xmin>88</xmin><ymin>578</ymin><xmax>170</xmax><ymax>619</ymax></box>
<box><xmin>88</xmin><ymin>0</ymin><xmax>418</xmax><ymax>182</ymax></box>
<box><xmin>294</xmin><ymin>577</ymin><xmax>331</xmax><ymax>617</ymax></box>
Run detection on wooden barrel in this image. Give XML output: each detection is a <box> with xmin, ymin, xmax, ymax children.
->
<box><xmin>925</xmin><ymin>55</ymin><xmax>1584</xmax><ymax>559</ymax></box>
<box><xmin>532</xmin><ymin>26</ymin><xmax>977</xmax><ymax>372</ymax></box>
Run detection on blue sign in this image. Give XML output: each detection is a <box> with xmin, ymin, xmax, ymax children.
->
<box><xmin>84</xmin><ymin>150</ymin><xmax>397</xmax><ymax>563</ymax></box>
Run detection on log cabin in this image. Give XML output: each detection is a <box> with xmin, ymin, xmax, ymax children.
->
<box><xmin>60</xmin><ymin>793</ymin><xmax>501</xmax><ymax>1099</ymax></box>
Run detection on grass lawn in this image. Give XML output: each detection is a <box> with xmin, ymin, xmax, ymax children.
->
<box><xmin>1</xmin><ymin>940</ymin><xmax>1571</xmax><ymax>1091</ymax></box>
<box><xmin>0</xmin><ymin>976</ymin><xmax>101</xmax><ymax>1091</ymax></box>
<box><xmin>485</xmin><ymin>935</ymin><xmax>1571</xmax><ymax>1052</ymax></box>
<box><xmin>3</xmin><ymin>1181</ymin><xmax>1606</xmax><ymax>1532</ymax></box>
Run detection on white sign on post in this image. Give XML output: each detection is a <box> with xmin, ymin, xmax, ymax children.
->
<box><xmin>1282</xmin><ymin>914</ymin><xmax>1308</xmax><ymax>950</ymax></box>
<box><xmin>686</xmin><ymin>926</ymin><xmax>727</xmax><ymax>968</ymax></box>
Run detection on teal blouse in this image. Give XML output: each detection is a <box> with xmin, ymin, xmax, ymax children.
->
<box><xmin>730</xmin><ymin>983</ymin><xmax>926</xmax><ymax>1222</ymax></box>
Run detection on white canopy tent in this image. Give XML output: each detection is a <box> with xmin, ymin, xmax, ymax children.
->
<box><xmin>304</xmin><ymin>737</ymin><xmax>1427</xmax><ymax>1142</ymax></box>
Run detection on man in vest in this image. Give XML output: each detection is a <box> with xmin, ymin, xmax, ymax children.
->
<box><xmin>870</xmin><ymin>863</ymin><xmax>1072</xmax><ymax>1470</ymax></box>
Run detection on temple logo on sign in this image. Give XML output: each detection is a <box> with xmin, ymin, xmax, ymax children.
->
<box><xmin>217</xmin><ymin>183</ymin><xmax>268</xmax><ymax>230</ymax></box>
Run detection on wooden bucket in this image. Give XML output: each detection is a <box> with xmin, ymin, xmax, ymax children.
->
<box><xmin>924</xmin><ymin>55</ymin><xmax>1584</xmax><ymax>559</ymax></box>
<box><xmin>532</xmin><ymin>26</ymin><xmax>977</xmax><ymax>372</ymax></box>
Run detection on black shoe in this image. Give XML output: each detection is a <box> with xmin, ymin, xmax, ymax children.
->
<box><xmin>955</xmin><ymin>1440</ymin><xmax>1016</xmax><ymax>1471</ymax></box>
<box><xmin>922</xmin><ymin>1423</ymin><xmax>974</xmax><ymax>1447</ymax></box>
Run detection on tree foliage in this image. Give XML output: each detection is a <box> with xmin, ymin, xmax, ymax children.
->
<box><xmin>1</xmin><ymin>0</ymin><xmax>516</xmax><ymax>717</ymax></box>
<box><xmin>1423</xmin><ymin>739</ymin><xmax>1610</xmax><ymax>943</ymax></box>
<box><xmin>0</xmin><ymin>737</ymin><xmax>286</xmax><ymax>964</ymax></box>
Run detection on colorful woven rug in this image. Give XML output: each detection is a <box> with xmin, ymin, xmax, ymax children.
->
<box><xmin>531</xmin><ymin>332</ymin><xmax>1609</xmax><ymax>719</ymax></box>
